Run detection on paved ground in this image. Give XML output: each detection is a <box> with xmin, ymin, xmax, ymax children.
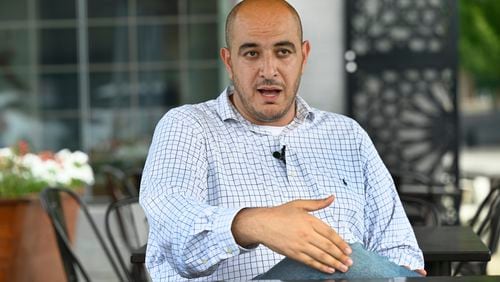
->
<box><xmin>74</xmin><ymin>204</ymin><xmax>121</xmax><ymax>281</ymax></box>
<box><xmin>74</xmin><ymin>201</ymin><xmax>149</xmax><ymax>281</ymax></box>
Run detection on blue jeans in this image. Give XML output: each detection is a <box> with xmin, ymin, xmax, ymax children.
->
<box><xmin>254</xmin><ymin>242</ymin><xmax>421</xmax><ymax>280</ymax></box>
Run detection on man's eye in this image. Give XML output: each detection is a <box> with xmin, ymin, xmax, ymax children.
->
<box><xmin>245</xmin><ymin>51</ymin><xmax>258</xmax><ymax>57</ymax></box>
<box><xmin>277</xmin><ymin>49</ymin><xmax>291</xmax><ymax>56</ymax></box>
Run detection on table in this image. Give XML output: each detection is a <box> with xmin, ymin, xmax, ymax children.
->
<box><xmin>265</xmin><ymin>277</ymin><xmax>496</xmax><ymax>281</ymax></box>
<box><xmin>131</xmin><ymin>226</ymin><xmax>491</xmax><ymax>277</ymax></box>
<box><xmin>413</xmin><ymin>226</ymin><xmax>491</xmax><ymax>276</ymax></box>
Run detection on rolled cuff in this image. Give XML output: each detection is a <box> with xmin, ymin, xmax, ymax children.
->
<box><xmin>213</xmin><ymin>206</ymin><xmax>256</xmax><ymax>259</ymax></box>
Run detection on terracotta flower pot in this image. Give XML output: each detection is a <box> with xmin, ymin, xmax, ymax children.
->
<box><xmin>0</xmin><ymin>194</ymin><xmax>79</xmax><ymax>282</ymax></box>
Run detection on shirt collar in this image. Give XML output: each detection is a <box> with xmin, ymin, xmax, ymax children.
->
<box><xmin>216</xmin><ymin>86</ymin><xmax>315</xmax><ymax>125</ymax></box>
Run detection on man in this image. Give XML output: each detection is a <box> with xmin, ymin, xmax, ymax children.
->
<box><xmin>139</xmin><ymin>0</ymin><xmax>425</xmax><ymax>280</ymax></box>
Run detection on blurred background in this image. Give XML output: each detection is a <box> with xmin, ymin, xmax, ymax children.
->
<box><xmin>0</xmin><ymin>0</ymin><xmax>499</xmax><ymax>280</ymax></box>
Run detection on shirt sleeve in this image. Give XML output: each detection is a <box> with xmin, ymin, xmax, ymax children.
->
<box><xmin>139</xmin><ymin>108</ymin><xmax>249</xmax><ymax>279</ymax></box>
<box><xmin>356</xmin><ymin>125</ymin><xmax>425</xmax><ymax>270</ymax></box>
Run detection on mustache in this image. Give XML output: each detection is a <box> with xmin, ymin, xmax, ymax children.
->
<box><xmin>256</xmin><ymin>79</ymin><xmax>285</xmax><ymax>88</ymax></box>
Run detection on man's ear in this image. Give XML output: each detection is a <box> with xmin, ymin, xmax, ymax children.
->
<box><xmin>300</xmin><ymin>40</ymin><xmax>311</xmax><ymax>74</ymax></box>
<box><xmin>220</xmin><ymin>47</ymin><xmax>234</xmax><ymax>80</ymax></box>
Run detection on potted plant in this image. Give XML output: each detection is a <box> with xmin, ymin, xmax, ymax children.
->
<box><xmin>0</xmin><ymin>141</ymin><xmax>94</xmax><ymax>281</ymax></box>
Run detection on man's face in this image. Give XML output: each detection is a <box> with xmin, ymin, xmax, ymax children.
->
<box><xmin>221</xmin><ymin>4</ymin><xmax>310</xmax><ymax>126</ymax></box>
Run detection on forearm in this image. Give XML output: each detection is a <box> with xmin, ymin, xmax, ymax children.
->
<box><xmin>140</xmin><ymin>192</ymin><xmax>247</xmax><ymax>278</ymax></box>
<box><xmin>144</xmin><ymin>194</ymin><xmax>247</xmax><ymax>278</ymax></box>
<box><xmin>139</xmin><ymin>110</ymin><xmax>243</xmax><ymax>277</ymax></box>
<box><xmin>231</xmin><ymin>198</ymin><xmax>353</xmax><ymax>274</ymax></box>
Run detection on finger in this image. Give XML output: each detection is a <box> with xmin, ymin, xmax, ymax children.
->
<box><xmin>294</xmin><ymin>195</ymin><xmax>335</xmax><ymax>212</ymax></box>
<box><xmin>293</xmin><ymin>252</ymin><xmax>337</xmax><ymax>274</ymax></box>
<box><xmin>308</xmin><ymin>231</ymin><xmax>353</xmax><ymax>268</ymax></box>
<box><xmin>403</xmin><ymin>266</ymin><xmax>427</xmax><ymax>277</ymax></box>
<box><xmin>312</xmin><ymin>220</ymin><xmax>352</xmax><ymax>256</ymax></box>
<box><xmin>415</xmin><ymin>269</ymin><xmax>427</xmax><ymax>276</ymax></box>
<box><xmin>301</xmin><ymin>242</ymin><xmax>350</xmax><ymax>273</ymax></box>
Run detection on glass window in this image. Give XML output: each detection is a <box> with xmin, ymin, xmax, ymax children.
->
<box><xmin>39</xmin><ymin>72</ymin><xmax>78</xmax><ymax>110</ymax></box>
<box><xmin>137</xmin><ymin>24</ymin><xmax>180</xmax><ymax>62</ymax></box>
<box><xmin>0</xmin><ymin>69</ymin><xmax>31</xmax><ymax>94</ymax></box>
<box><xmin>0</xmin><ymin>0</ymin><xmax>224</xmax><ymax>158</ymax></box>
<box><xmin>88</xmin><ymin>109</ymin><xmax>121</xmax><ymax>149</ymax></box>
<box><xmin>186</xmin><ymin>67</ymin><xmax>219</xmax><ymax>104</ymax></box>
<box><xmin>0</xmin><ymin>0</ymin><xmax>28</xmax><ymax>21</ymax></box>
<box><xmin>136</xmin><ymin>0</ymin><xmax>178</xmax><ymax>17</ymax></box>
<box><xmin>88</xmin><ymin>26</ymin><xmax>129</xmax><ymax>64</ymax></box>
<box><xmin>41</xmin><ymin>116</ymin><xmax>81</xmax><ymax>150</ymax></box>
<box><xmin>187</xmin><ymin>0</ymin><xmax>218</xmax><ymax>15</ymax></box>
<box><xmin>138</xmin><ymin>71</ymin><xmax>179</xmax><ymax>107</ymax></box>
<box><xmin>89</xmin><ymin>110</ymin><xmax>138</xmax><ymax>145</ymax></box>
<box><xmin>88</xmin><ymin>109</ymin><xmax>152</xmax><ymax>169</ymax></box>
<box><xmin>136</xmin><ymin>110</ymin><xmax>167</xmax><ymax>135</ymax></box>
<box><xmin>90</xmin><ymin>71</ymin><xmax>131</xmax><ymax>108</ymax></box>
<box><xmin>39</xmin><ymin>28</ymin><xmax>78</xmax><ymax>65</ymax></box>
<box><xmin>87</xmin><ymin>0</ymin><xmax>128</xmax><ymax>18</ymax></box>
<box><xmin>0</xmin><ymin>105</ymin><xmax>39</xmax><ymax>148</ymax></box>
<box><xmin>188</xmin><ymin>23</ymin><xmax>218</xmax><ymax>61</ymax></box>
<box><xmin>0</xmin><ymin>29</ymin><xmax>30</xmax><ymax>66</ymax></box>
<box><xmin>38</xmin><ymin>0</ymin><xmax>76</xmax><ymax>20</ymax></box>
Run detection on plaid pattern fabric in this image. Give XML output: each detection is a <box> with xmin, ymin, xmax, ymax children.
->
<box><xmin>139</xmin><ymin>88</ymin><xmax>424</xmax><ymax>281</ymax></box>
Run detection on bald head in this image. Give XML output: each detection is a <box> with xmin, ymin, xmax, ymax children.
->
<box><xmin>225</xmin><ymin>0</ymin><xmax>303</xmax><ymax>49</ymax></box>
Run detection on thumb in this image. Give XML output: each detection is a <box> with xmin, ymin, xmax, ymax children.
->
<box><xmin>297</xmin><ymin>195</ymin><xmax>335</xmax><ymax>212</ymax></box>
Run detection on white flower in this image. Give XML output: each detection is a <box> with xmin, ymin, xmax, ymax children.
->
<box><xmin>55</xmin><ymin>149</ymin><xmax>72</xmax><ymax>162</ymax></box>
<box><xmin>71</xmin><ymin>151</ymin><xmax>89</xmax><ymax>165</ymax></box>
<box><xmin>65</xmin><ymin>164</ymin><xmax>95</xmax><ymax>186</ymax></box>
<box><xmin>20</xmin><ymin>153</ymin><xmax>42</xmax><ymax>169</ymax></box>
<box><xmin>1</xmin><ymin>145</ymin><xmax>95</xmax><ymax>197</ymax></box>
<box><xmin>54</xmin><ymin>150</ymin><xmax>95</xmax><ymax>185</ymax></box>
<box><xmin>0</xmin><ymin>148</ymin><xmax>15</xmax><ymax>159</ymax></box>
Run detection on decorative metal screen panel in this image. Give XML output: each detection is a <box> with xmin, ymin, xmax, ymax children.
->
<box><xmin>345</xmin><ymin>0</ymin><xmax>460</xmax><ymax>224</ymax></box>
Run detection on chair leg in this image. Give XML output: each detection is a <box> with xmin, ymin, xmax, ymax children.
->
<box><xmin>131</xmin><ymin>264</ymin><xmax>148</xmax><ymax>282</ymax></box>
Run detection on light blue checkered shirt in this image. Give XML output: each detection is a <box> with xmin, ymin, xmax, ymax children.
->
<box><xmin>139</xmin><ymin>88</ymin><xmax>424</xmax><ymax>281</ymax></box>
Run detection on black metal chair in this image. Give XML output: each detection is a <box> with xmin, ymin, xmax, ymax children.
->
<box><xmin>39</xmin><ymin>187</ymin><xmax>124</xmax><ymax>282</ymax></box>
<box><xmin>102</xmin><ymin>165</ymin><xmax>139</xmax><ymax>201</ymax></box>
<box><xmin>105</xmin><ymin>196</ymin><xmax>148</xmax><ymax>282</ymax></box>
<box><xmin>400</xmin><ymin>195</ymin><xmax>442</xmax><ymax>226</ymax></box>
<box><xmin>392</xmin><ymin>170</ymin><xmax>443</xmax><ymax>226</ymax></box>
<box><xmin>453</xmin><ymin>183</ymin><xmax>500</xmax><ymax>275</ymax></box>
<box><xmin>101</xmin><ymin>165</ymin><xmax>148</xmax><ymax>280</ymax></box>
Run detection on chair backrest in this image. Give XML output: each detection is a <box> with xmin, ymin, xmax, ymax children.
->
<box><xmin>105</xmin><ymin>196</ymin><xmax>148</xmax><ymax>282</ymax></box>
<box><xmin>102</xmin><ymin>165</ymin><xmax>139</xmax><ymax>202</ymax></box>
<box><xmin>400</xmin><ymin>195</ymin><xmax>442</xmax><ymax>226</ymax></box>
<box><xmin>469</xmin><ymin>185</ymin><xmax>500</xmax><ymax>252</ymax></box>
<box><xmin>393</xmin><ymin>171</ymin><xmax>443</xmax><ymax>226</ymax></box>
<box><xmin>39</xmin><ymin>187</ymin><xmax>124</xmax><ymax>282</ymax></box>
<box><xmin>453</xmin><ymin>184</ymin><xmax>500</xmax><ymax>275</ymax></box>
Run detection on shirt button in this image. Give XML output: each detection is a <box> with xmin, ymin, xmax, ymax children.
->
<box><xmin>200</xmin><ymin>259</ymin><xmax>208</xmax><ymax>264</ymax></box>
<box><xmin>289</xmin><ymin>170</ymin><xmax>297</xmax><ymax>177</ymax></box>
<box><xmin>226</xmin><ymin>248</ymin><xmax>233</xmax><ymax>254</ymax></box>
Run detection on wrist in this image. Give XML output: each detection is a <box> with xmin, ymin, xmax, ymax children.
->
<box><xmin>231</xmin><ymin>207</ymin><xmax>266</xmax><ymax>247</ymax></box>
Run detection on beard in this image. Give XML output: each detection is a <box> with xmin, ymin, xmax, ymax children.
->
<box><xmin>231</xmin><ymin>75</ymin><xmax>302</xmax><ymax>124</ymax></box>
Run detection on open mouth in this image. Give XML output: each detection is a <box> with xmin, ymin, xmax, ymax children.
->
<box><xmin>257</xmin><ymin>87</ymin><xmax>283</xmax><ymax>96</ymax></box>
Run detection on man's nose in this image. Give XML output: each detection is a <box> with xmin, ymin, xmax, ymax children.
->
<box><xmin>259</xmin><ymin>55</ymin><xmax>278</xmax><ymax>78</ymax></box>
